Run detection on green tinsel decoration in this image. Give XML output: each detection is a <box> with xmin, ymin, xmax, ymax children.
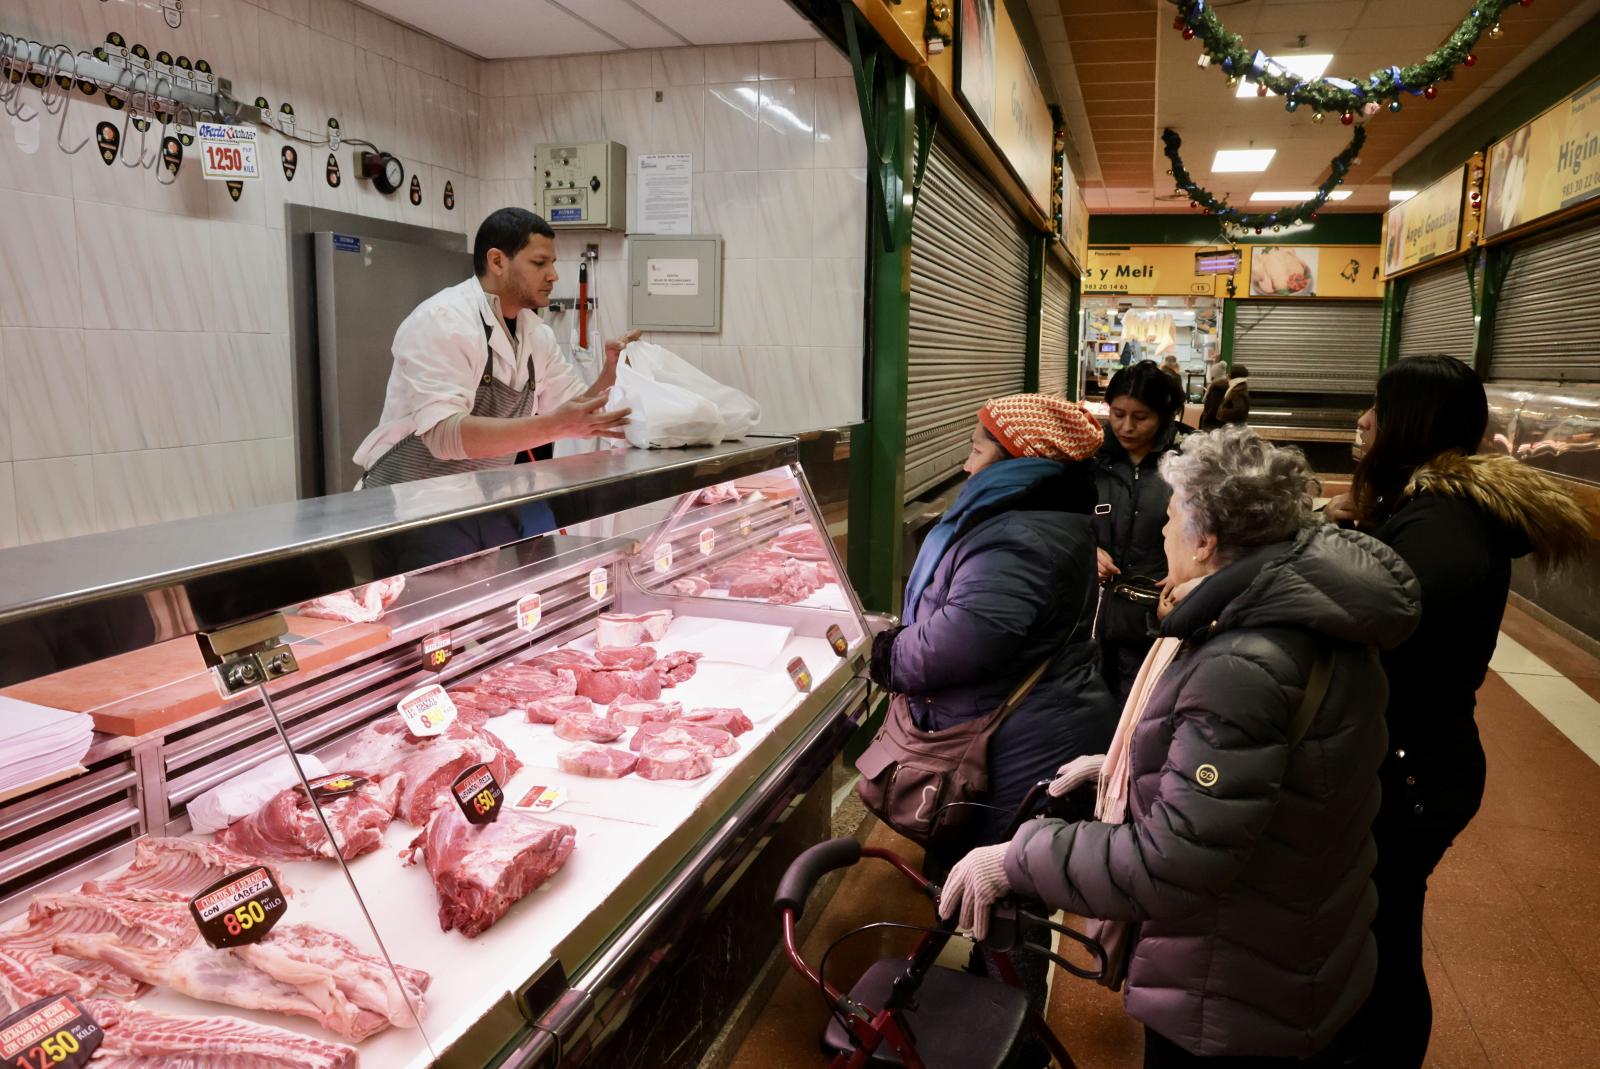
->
<box><xmin>1173</xmin><ymin>0</ymin><xmax>1518</xmax><ymax>112</ymax></box>
<box><xmin>1162</xmin><ymin>125</ymin><xmax>1366</xmax><ymax>232</ymax></box>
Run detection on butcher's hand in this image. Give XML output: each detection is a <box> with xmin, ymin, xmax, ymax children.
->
<box><xmin>605</xmin><ymin>328</ymin><xmax>642</xmax><ymax>367</ymax></box>
<box><xmin>550</xmin><ymin>394</ymin><xmax>631</xmax><ymax>441</ymax></box>
<box><xmin>1048</xmin><ymin>753</ymin><xmax>1106</xmax><ymax>798</ymax></box>
<box><xmin>938</xmin><ymin>843</ymin><xmax>1011</xmax><ymax>942</ymax></box>
<box><xmin>1096</xmin><ymin>547</ymin><xmax>1120</xmax><ymax>583</ymax></box>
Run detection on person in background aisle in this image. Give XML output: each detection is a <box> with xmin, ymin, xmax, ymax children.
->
<box><xmin>870</xmin><ymin>393</ymin><xmax>1117</xmax><ymax>1069</ymax></box>
<box><xmin>1323</xmin><ymin>406</ymin><xmax>1376</xmax><ymax>525</ymax></box>
<box><xmin>1199</xmin><ymin>362</ymin><xmax>1250</xmax><ymax>430</ymax></box>
<box><xmin>939</xmin><ymin>425</ymin><xmax>1421</xmax><ymax>1067</ymax></box>
<box><xmin>1324</xmin><ymin>357</ymin><xmax>1588</xmax><ymax>1068</ymax></box>
<box><xmin>1159</xmin><ymin>354</ymin><xmax>1184</xmax><ymax>393</ymax></box>
<box><xmin>1093</xmin><ymin>362</ymin><xmax>1187</xmax><ymax>706</ymax></box>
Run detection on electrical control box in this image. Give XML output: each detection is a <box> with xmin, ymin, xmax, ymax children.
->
<box><xmin>536</xmin><ymin>141</ymin><xmax>627</xmax><ymax>231</ymax></box>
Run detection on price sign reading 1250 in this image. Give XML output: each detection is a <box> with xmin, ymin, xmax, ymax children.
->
<box><xmin>0</xmin><ymin>995</ymin><xmax>102</xmax><ymax>1069</ymax></box>
<box><xmin>196</xmin><ymin>121</ymin><xmax>260</xmax><ymax>181</ymax></box>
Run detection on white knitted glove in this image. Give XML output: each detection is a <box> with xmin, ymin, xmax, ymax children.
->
<box><xmin>1048</xmin><ymin>753</ymin><xmax>1106</xmax><ymax>798</ymax></box>
<box><xmin>938</xmin><ymin>843</ymin><xmax>1012</xmax><ymax>942</ymax></box>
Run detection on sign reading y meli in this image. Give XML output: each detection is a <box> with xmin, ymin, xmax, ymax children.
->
<box><xmin>1382</xmin><ymin>165</ymin><xmax>1465</xmax><ymax>277</ymax></box>
<box><xmin>1484</xmin><ymin>74</ymin><xmax>1600</xmax><ymax>240</ymax></box>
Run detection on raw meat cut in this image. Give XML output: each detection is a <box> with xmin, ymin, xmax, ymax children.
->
<box><xmin>595</xmin><ymin>646</ymin><xmax>657</xmax><ymax>670</ymax></box>
<box><xmin>654</xmin><ymin>650</ymin><xmax>702</xmax><ymax>686</ymax></box>
<box><xmin>0</xmin><ymin>892</ymin><xmax>194</xmax><ymax>1002</ymax></box>
<box><xmin>298</xmin><ymin>576</ymin><xmax>405</xmax><ymax>624</ymax></box>
<box><xmin>636</xmin><ymin>745</ymin><xmax>714</xmax><ymax>782</ymax></box>
<box><xmin>58</xmin><ymin>923</ymin><xmax>429</xmax><ymax>1042</ymax></box>
<box><xmin>671</xmin><ymin>576</ymin><xmax>710</xmax><ymax>596</ymax></box>
<box><xmin>607</xmin><ymin>699</ymin><xmax>682</xmax><ymax>727</ymax></box>
<box><xmin>557</xmin><ymin>743</ymin><xmax>638</xmax><ymax>779</ymax></box>
<box><xmin>82</xmin><ymin>838</ymin><xmax>290</xmax><ymax>901</ymax></box>
<box><xmin>404</xmin><ymin>803</ymin><xmax>577</xmax><ymax>937</ymax></box>
<box><xmin>575</xmin><ymin>666</ymin><xmax>662</xmax><ymax>704</ymax></box>
<box><xmin>84</xmin><ymin>998</ymin><xmax>358</xmax><ymax>1069</ymax></box>
<box><xmin>479</xmin><ymin>664</ymin><xmax>578</xmax><ymax>698</ymax></box>
<box><xmin>630</xmin><ymin>723</ymin><xmax>737</xmax><ymax>758</ymax></box>
<box><xmin>693</xmin><ymin>482</ymin><xmax>740</xmax><ymax>505</ymax></box>
<box><xmin>683</xmin><ymin>707</ymin><xmax>754</xmax><ymax>736</ymax></box>
<box><xmin>595</xmin><ymin>610</ymin><xmax>673</xmax><ymax>648</ymax></box>
<box><xmin>444</xmin><ymin>687</ymin><xmax>515</xmax><ymax>725</ymax></box>
<box><xmin>213</xmin><ymin>774</ymin><xmax>402</xmax><ymax>862</ymax></box>
<box><xmin>530</xmin><ymin>649</ymin><xmax>601</xmax><ymax>673</ymax></box>
<box><xmin>340</xmin><ymin>719</ymin><xmax>522</xmax><ymax>826</ymax></box>
<box><xmin>774</xmin><ymin>529</ymin><xmax>830</xmax><ymax>561</ymax></box>
<box><xmin>710</xmin><ymin>548</ymin><xmax>830</xmax><ymax>604</ymax></box>
<box><xmin>524</xmin><ymin>694</ymin><xmax>594</xmax><ymax>725</ymax></box>
<box><xmin>553</xmin><ymin>709</ymin><xmax>625</xmax><ymax>743</ymax></box>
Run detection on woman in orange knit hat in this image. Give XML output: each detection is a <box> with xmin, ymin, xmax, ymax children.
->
<box><xmin>868</xmin><ymin>392</ymin><xmax>1117</xmax><ymax>1069</ymax></box>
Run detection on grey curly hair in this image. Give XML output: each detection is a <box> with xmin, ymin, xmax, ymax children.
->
<box><xmin>1158</xmin><ymin>425</ymin><xmax>1316</xmax><ymax>555</ymax></box>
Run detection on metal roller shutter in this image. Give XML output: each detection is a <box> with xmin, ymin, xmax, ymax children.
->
<box><xmin>1397</xmin><ymin>261</ymin><xmax>1475</xmax><ymax>361</ymax></box>
<box><xmin>1489</xmin><ymin>220</ymin><xmax>1600</xmax><ymax>382</ymax></box>
<box><xmin>1231</xmin><ymin>300</ymin><xmax>1382</xmax><ymax>394</ymax></box>
<box><xmin>1040</xmin><ymin>259</ymin><xmax>1071</xmax><ymax>395</ymax></box>
<box><xmin>906</xmin><ymin>132</ymin><xmax>1030</xmax><ymax>502</ymax></box>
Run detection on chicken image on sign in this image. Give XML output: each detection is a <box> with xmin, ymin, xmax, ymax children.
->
<box><xmin>1249</xmin><ymin>246</ymin><xmax>1319</xmax><ymax>297</ymax></box>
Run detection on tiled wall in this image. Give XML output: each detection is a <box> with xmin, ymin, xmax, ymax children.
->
<box><xmin>480</xmin><ymin>40</ymin><xmax>867</xmax><ymax>437</ymax></box>
<box><xmin>0</xmin><ymin>1</ymin><xmax>865</xmax><ymax>548</ymax></box>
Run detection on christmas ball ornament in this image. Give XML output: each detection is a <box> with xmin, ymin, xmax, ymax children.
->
<box><xmin>1520</xmin><ymin>0</ymin><xmax>1533</xmax><ymax>6</ymax></box>
<box><xmin>1226</xmin><ymin>75</ymin><xmax>1238</xmax><ymax>88</ymax></box>
<box><xmin>1257</xmin><ymin>83</ymin><xmax>1268</xmax><ymax>96</ymax></box>
<box><xmin>1341</xmin><ymin>110</ymin><xmax>1354</xmax><ymax>125</ymax></box>
<box><xmin>1362</xmin><ymin>101</ymin><xmax>1381</xmax><ymax>117</ymax></box>
<box><xmin>1424</xmin><ymin>84</ymin><xmax>1438</xmax><ymax>99</ymax></box>
<box><xmin>1310</xmin><ymin>212</ymin><xmax>1319</xmax><ymax>221</ymax></box>
<box><xmin>1389</xmin><ymin>98</ymin><xmax>1403</xmax><ymax>112</ymax></box>
<box><xmin>1465</xmin><ymin>53</ymin><xmax>1477</xmax><ymax>66</ymax></box>
<box><xmin>1273</xmin><ymin>225</ymin><xmax>1281</xmax><ymax>232</ymax></box>
<box><xmin>1489</xmin><ymin>23</ymin><xmax>1503</xmax><ymax>39</ymax></box>
<box><xmin>1182</xmin><ymin>27</ymin><xmax>1195</xmax><ymax>39</ymax></box>
<box><xmin>1285</xmin><ymin>98</ymin><xmax>1299</xmax><ymax>112</ymax></box>
<box><xmin>1255</xmin><ymin>228</ymin><xmax>1263</xmax><ymax>235</ymax></box>
<box><xmin>1313</xmin><ymin>111</ymin><xmax>1326</xmax><ymax>124</ymax></box>
<box><xmin>1189</xmin><ymin>200</ymin><xmax>1198</xmax><ymax>209</ymax></box>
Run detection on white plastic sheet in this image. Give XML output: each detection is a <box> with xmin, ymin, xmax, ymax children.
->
<box><xmin>606</xmin><ymin>341</ymin><xmax>761</xmax><ymax>448</ymax></box>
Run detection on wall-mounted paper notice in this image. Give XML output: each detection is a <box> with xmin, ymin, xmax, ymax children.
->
<box><xmin>637</xmin><ymin>153</ymin><xmax>692</xmax><ymax>235</ymax></box>
<box><xmin>646</xmin><ymin>258</ymin><xmax>700</xmax><ymax>296</ymax></box>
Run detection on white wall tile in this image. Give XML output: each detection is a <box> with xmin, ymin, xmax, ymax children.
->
<box><xmin>0</xmin><ymin>464</ymin><xmax>16</xmax><ymax>548</ymax></box>
<box><xmin>694</xmin><ymin>171</ymin><xmax>760</xmax><ymax>259</ymax></box>
<box><xmin>704</xmin><ymin>84</ymin><xmax>760</xmax><ymax>173</ymax></box>
<box><xmin>758</xmin><ymin>81</ymin><xmax>815</xmax><ymax>170</ymax></box>
<box><xmin>809</xmin><ymin>260</ymin><xmax>866</xmax><ymax>347</ymax></box>
<box><xmin>13</xmin><ymin>456</ymin><xmax>96</xmax><ymax>544</ymax></box>
<box><xmin>756</xmin><ymin>169</ymin><xmax>814</xmax><ymax>259</ymax></box>
<box><xmin>0</xmin><ymin>108</ymin><xmax>76</xmax><ymax>199</ymax></box>
<box><xmin>654</xmin><ymin>48</ymin><xmax>705</xmax><ymax>87</ymax></box>
<box><xmin>0</xmin><ymin>332</ymin><xmax>8</xmax><ymax>462</ymax></box>
<box><xmin>550</xmin><ymin>54</ymin><xmax>604</xmax><ymax>92</ymax></box>
<box><xmin>84</xmin><ymin>329</ymin><xmax>182</xmax><ymax>452</ymax></box>
<box><xmin>813</xmin><ymin>168</ymin><xmax>868</xmax><ymax>258</ymax></box>
<box><xmin>353</xmin><ymin>5</ymin><xmax>402</xmax><ymax>60</ymax></box>
<box><xmin>756</xmin><ymin>259</ymin><xmax>813</xmax><ymax>348</ymax></box>
<box><xmin>0</xmin><ymin>192</ymin><xmax>79</xmax><ymax>328</ymax></box>
<box><xmin>810</xmin><ymin>347</ymin><xmax>865</xmax><ymax>425</ymax></box>
<box><xmin>814</xmin><ymin>78</ymin><xmax>866</xmax><ymax>170</ymax></box>
<box><xmin>92</xmin><ymin>449</ymin><xmax>167</xmax><ymax>530</ymax></box>
<box><xmin>760</xmin><ymin>43</ymin><xmax>815</xmax><ymax>82</ymax></box>
<box><xmin>500</xmin><ymin>58</ymin><xmax>554</xmax><ymax>98</ymax></box>
<box><xmin>705</xmin><ymin>45</ymin><xmax>761</xmax><ymax>84</ymax></box>
<box><xmin>207</xmin><ymin>222</ymin><xmax>288</xmax><ymax>334</ymax></box>
<box><xmin>603</xmin><ymin>51</ymin><xmax>655</xmax><ymax>90</ymax></box>
<box><xmin>5</xmin><ymin>328</ymin><xmax>89</xmax><ymax>461</ymax></box>
<box><xmin>544</xmin><ymin>93</ymin><xmax>606</xmax><ymax>143</ymax></box>
<box><xmin>816</xmin><ymin>41</ymin><xmax>853</xmax><ymax>79</ymax></box>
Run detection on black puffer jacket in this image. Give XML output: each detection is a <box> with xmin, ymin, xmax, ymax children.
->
<box><xmin>871</xmin><ymin>468</ymin><xmax>1117</xmax><ymax>849</ymax></box>
<box><xmin>1003</xmin><ymin>526</ymin><xmax>1421</xmax><ymax>1057</ymax></box>
<box><xmin>1093</xmin><ymin>422</ymin><xmax>1184</xmax><ymax>644</ymax></box>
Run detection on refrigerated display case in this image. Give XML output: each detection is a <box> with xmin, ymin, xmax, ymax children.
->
<box><xmin>0</xmin><ymin>438</ymin><xmax>872</xmax><ymax>1068</ymax></box>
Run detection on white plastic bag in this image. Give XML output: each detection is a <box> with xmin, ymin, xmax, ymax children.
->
<box><xmin>607</xmin><ymin>341</ymin><xmax>762</xmax><ymax>448</ymax></box>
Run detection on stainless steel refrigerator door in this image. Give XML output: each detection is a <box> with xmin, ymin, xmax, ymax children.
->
<box><xmin>313</xmin><ymin>231</ymin><xmax>473</xmax><ymax>494</ymax></box>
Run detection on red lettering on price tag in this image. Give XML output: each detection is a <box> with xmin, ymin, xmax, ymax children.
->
<box><xmin>188</xmin><ymin>867</ymin><xmax>287</xmax><ymax>949</ymax></box>
<box><xmin>0</xmin><ymin>995</ymin><xmax>102</xmax><ymax>1069</ymax></box>
<box><xmin>452</xmin><ymin>763</ymin><xmax>503</xmax><ymax>825</ymax></box>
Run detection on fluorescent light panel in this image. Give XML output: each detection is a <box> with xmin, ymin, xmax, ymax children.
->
<box><xmin>1390</xmin><ymin>190</ymin><xmax>1417</xmax><ymax>201</ymax></box>
<box><xmin>1249</xmin><ymin>190</ymin><xmax>1352</xmax><ymax>202</ymax></box>
<box><xmin>1212</xmin><ymin>149</ymin><xmax>1276</xmax><ymax>173</ymax></box>
<box><xmin>1238</xmin><ymin>54</ymin><xmax>1334</xmax><ymax>97</ymax></box>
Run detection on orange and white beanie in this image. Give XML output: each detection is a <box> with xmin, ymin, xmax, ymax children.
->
<box><xmin>978</xmin><ymin>393</ymin><xmax>1104</xmax><ymax>462</ymax></box>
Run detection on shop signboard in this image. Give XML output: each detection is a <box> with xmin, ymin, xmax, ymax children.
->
<box><xmin>1483</xmin><ymin>74</ymin><xmax>1600</xmax><ymax>240</ymax></box>
<box><xmin>1382</xmin><ymin>165</ymin><xmax>1465</xmax><ymax>277</ymax></box>
<box><xmin>957</xmin><ymin>0</ymin><xmax>1053</xmax><ymax>211</ymax></box>
<box><xmin>1083</xmin><ymin>246</ymin><xmax>1221</xmax><ymax>296</ymax></box>
<box><xmin>1245</xmin><ymin>245</ymin><xmax>1383</xmax><ymax>298</ymax></box>
<box><xmin>1062</xmin><ymin>154</ymin><xmax>1089</xmax><ymax>270</ymax></box>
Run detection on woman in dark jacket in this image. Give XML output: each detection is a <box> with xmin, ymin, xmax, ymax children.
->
<box><xmin>940</xmin><ymin>426</ymin><xmax>1422</xmax><ymax>1065</ymax></box>
<box><xmin>870</xmin><ymin>393</ymin><xmax>1117</xmax><ymax>1068</ymax></box>
<box><xmin>1199</xmin><ymin>363</ymin><xmax>1250</xmax><ymax>430</ymax></box>
<box><xmin>1095</xmin><ymin>361</ymin><xmax>1187</xmax><ymax>704</ymax></box>
<box><xmin>1330</xmin><ymin>357</ymin><xmax>1589</xmax><ymax>1068</ymax></box>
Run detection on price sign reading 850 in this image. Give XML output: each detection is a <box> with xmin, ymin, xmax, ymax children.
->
<box><xmin>452</xmin><ymin>763</ymin><xmax>504</xmax><ymax>825</ymax></box>
<box><xmin>0</xmin><ymin>995</ymin><xmax>102</xmax><ymax>1069</ymax></box>
<box><xmin>188</xmin><ymin>866</ymin><xmax>287</xmax><ymax>949</ymax></box>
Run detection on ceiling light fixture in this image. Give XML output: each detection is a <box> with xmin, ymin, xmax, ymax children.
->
<box><xmin>1390</xmin><ymin>190</ymin><xmax>1418</xmax><ymax>201</ymax></box>
<box><xmin>1237</xmin><ymin>54</ymin><xmax>1334</xmax><ymax>98</ymax></box>
<box><xmin>1250</xmin><ymin>190</ymin><xmax>1352</xmax><ymax>202</ymax></box>
<box><xmin>1212</xmin><ymin>149</ymin><xmax>1276</xmax><ymax>173</ymax></box>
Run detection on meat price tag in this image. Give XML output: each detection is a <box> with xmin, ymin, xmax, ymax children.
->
<box><xmin>398</xmin><ymin>683</ymin><xmax>457</xmax><ymax>737</ymax></box>
<box><xmin>188</xmin><ymin>866</ymin><xmax>287</xmax><ymax>949</ymax></box>
<box><xmin>588</xmin><ymin>567</ymin><xmax>609</xmax><ymax>601</ymax></box>
<box><xmin>513</xmin><ymin>784</ymin><xmax>567</xmax><ymax>813</ymax></box>
<box><xmin>422</xmin><ymin>630</ymin><xmax>453</xmax><ymax>672</ymax></box>
<box><xmin>739</xmin><ymin>517</ymin><xmax>752</xmax><ymax>538</ymax></box>
<box><xmin>654</xmin><ymin>542</ymin><xmax>673</xmax><ymax>574</ymax></box>
<box><xmin>787</xmin><ymin>656</ymin><xmax>814</xmax><ymax>692</ymax></box>
<box><xmin>516</xmin><ymin>593</ymin><xmax>543</xmax><ymax>632</ymax></box>
<box><xmin>196</xmin><ymin>121</ymin><xmax>260</xmax><ymax>181</ymax></box>
<box><xmin>826</xmin><ymin>625</ymin><xmax>849</xmax><ymax>657</ymax></box>
<box><xmin>299</xmin><ymin>772</ymin><xmax>368</xmax><ymax>804</ymax></box>
<box><xmin>452</xmin><ymin>762</ymin><xmax>504</xmax><ymax>825</ymax></box>
<box><xmin>0</xmin><ymin>995</ymin><xmax>102</xmax><ymax>1069</ymax></box>
<box><xmin>699</xmin><ymin>528</ymin><xmax>715</xmax><ymax>556</ymax></box>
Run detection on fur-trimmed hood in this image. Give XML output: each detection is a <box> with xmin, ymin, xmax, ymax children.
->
<box><xmin>1404</xmin><ymin>452</ymin><xmax>1591</xmax><ymax>568</ymax></box>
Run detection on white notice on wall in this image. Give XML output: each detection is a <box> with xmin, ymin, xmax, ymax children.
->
<box><xmin>647</xmin><ymin>258</ymin><xmax>700</xmax><ymax>296</ymax></box>
<box><xmin>637</xmin><ymin>153</ymin><xmax>692</xmax><ymax>235</ymax></box>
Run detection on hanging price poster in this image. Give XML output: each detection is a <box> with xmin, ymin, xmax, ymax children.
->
<box><xmin>196</xmin><ymin>121</ymin><xmax>260</xmax><ymax>181</ymax></box>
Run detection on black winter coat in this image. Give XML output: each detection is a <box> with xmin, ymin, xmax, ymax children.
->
<box><xmin>1093</xmin><ymin>422</ymin><xmax>1183</xmax><ymax>644</ymax></box>
<box><xmin>1004</xmin><ymin>526</ymin><xmax>1421</xmax><ymax>1057</ymax></box>
<box><xmin>872</xmin><ymin>468</ymin><xmax>1117</xmax><ymax>849</ymax></box>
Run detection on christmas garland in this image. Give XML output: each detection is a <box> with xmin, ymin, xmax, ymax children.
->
<box><xmin>1173</xmin><ymin>0</ymin><xmax>1531</xmax><ymax>119</ymax></box>
<box><xmin>1162</xmin><ymin>125</ymin><xmax>1366</xmax><ymax>233</ymax></box>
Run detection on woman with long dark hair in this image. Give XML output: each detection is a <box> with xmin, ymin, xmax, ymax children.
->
<box><xmin>1093</xmin><ymin>361</ymin><xmax>1187</xmax><ymax>704</ymax></box>
<box><xmin>1336</xmin><ymin>356</ymin><xmax>1588</xmax><ymax>1066</ymax></box>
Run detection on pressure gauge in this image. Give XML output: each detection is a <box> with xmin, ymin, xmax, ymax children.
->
<box><xmin>359</xmin><ymin>151</ymin><xmax>405</xmax><ymax>195</ymax></box>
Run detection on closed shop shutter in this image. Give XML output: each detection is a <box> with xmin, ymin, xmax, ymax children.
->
<box><xmin>1231</xmin><ymin>300</ymin><xmax>1382</xmax><ymax>394</ymax></box>
<box><xmin>1397</xmin><ymin>260</ymin><xmax>1475</xmax><ymax>361</ymax></box>
<box><xmin>1040</xmin><ymin>257</ymin><xmax>1072</xmax><ymax>395</ymax></box>
<box><xmin>1488</xmin><ymin>219</ymin><xmax>1600</xmax><ymax>382</ymax></box>
<box><xmin>906</xmin><ymin>131</ymin><xmax>1030</xmax><ymax>502</ymax></box>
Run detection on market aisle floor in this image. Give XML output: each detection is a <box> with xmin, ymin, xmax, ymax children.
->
<box><xmin>725</xmin><ymin>603</ymin><xmax>1600</xmax><ymax>1068</ymax></box>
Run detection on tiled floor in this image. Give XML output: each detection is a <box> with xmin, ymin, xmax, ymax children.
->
<box><xmin>727</xmin><ymin>603</ymin><xmax>1600</xmax><ymax>1068</ymax></box>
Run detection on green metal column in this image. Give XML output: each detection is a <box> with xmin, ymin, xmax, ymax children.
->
<box><xmin>1379</xmin><ymin>276</ymin><xmax>1407</xmax><ymax>372</ymax></box>
<box><xmin>1066</xmin><ymin>272</ymin><xmax>1082</xmax><ymax>402</ymax></box>
<box><xmin>843</xmin><ymin>5</ymin><xmax>930</xmax><ymax>615</ymax></box>
<box><xmin>1023</xmin><ymin>231</ymin><xmax>1045</xmax><ymax>393</ymax></box>
<box><xmin>1219</xmin><ymin>298</ymin><xmax>1237</xmax><ymax>367</ymax></box>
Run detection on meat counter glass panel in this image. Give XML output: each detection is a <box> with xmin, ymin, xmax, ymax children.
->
<box><xmin>0</xmin><ymin>446</ymin><xmax>868</xmax><ymax>1069</ymax></box>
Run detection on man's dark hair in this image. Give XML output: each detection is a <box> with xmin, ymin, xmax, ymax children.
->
<box><xmin>473</xmin><ymin>207</ymin><xmax>555</xmax><ymax>276</ymax></box>
<box><xmin>1228</xmin><ymin>363</ymin><xmax>1249</xmax><ymax>380</ymax></box>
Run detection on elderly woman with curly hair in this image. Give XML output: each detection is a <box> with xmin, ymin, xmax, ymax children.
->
<box><xmin>939</xmin><ymin>426</ymin><xmax>1422</xmax><ymax>1067</ymax></box>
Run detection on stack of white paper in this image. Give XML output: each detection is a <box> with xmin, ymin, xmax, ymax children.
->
<box><xmin>0</xmin><ymin>696</ymin><xmax>94</xmax><ymax>796</ymax></box>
